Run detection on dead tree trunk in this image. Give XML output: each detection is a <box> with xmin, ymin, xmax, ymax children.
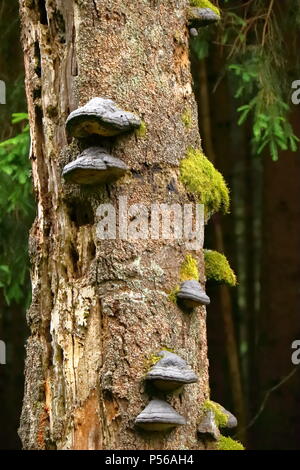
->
<box><xmin>18</xmin><ymin>0</ymin><xmax>210</xmax><ymax>450</ymax></box>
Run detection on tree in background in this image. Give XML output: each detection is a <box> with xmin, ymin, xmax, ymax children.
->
<box><xmin>192</xmin><ymin>0</ymin><xmax>300</xmax><ymax>449</ymax></box>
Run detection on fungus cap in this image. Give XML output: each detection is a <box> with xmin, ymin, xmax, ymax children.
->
<box><xmin>135</xmin><ymin>399</ymin><xmax>186</xmax><ymax>432</ymax></box>
<box><xmin>145</xmin><ymin>350</ymin><xmax>198</xmax><ymax>391</ymax></box>
<box><xmin>66</xmin><ymin>98</ymin><xmax>141</xmax><ymax>138</ymax></box>
<box><xmin>62</xmin><ymin>146</ymin><xmax>128</xmax><ymax>185</ymax></box>
<box><xmin>218</xmin><ymin>404</ymin><xmax>238</xmax><ymax>429</ymax></box>
<box><xmin>188</xmin><ymin>7</ymin><xmax>220</xmax><ymax>27</ymax></box>
<box><xmin>177</xmin><ymin>280</ymin><xmax>210</xmax><ymax>308</ymax></box>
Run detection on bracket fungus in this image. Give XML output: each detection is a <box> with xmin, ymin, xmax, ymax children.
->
<box><xmin>203</xmin><ymin>400</ymin><xmax>238</xmax><ymax>430</ymax></box>
<box><xmin>188</xmin><ymin>1</ymin><xmax>220</xmax><ymax>27</ymax></box>
<box><xmin>62</xmin><ymin>146</ymin><xmax>128</xmax><ymax>185</ymax></box>
<box><xmin>218</xmin><ymin>405</ymin><xmax>238</xmax><ymax>429</ymax></box>
<box><xmin>197</xmin><ymin>409</ymin><xmax>221</xmax><ymax>441</ymax></box>
<box><xmin>177</xmin><ymin>280</ymin><xmax>210</xmax><ymax>309</ymax></box>
<box><xmin>66</xmin><ymin>98</ymin><xmax>141</xmax><ymax>138</ymax></box>
<box><xmin>145</xmin><ymin>350</ymin><xmax>198</xmax><ymax>392</ymax></box>
<box><xmin>135</xmin><ymin>398</ymin><xmax>186</xmax><ymax>432</ymax></box>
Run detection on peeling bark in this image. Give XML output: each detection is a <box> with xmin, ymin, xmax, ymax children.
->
<box><xmin>19</xmin><ymin>0</ymin><xmax>210</xmax><ymax>450</ymax></box>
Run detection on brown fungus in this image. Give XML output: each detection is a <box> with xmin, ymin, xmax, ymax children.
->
<box><xmin>135</xmin><ymin>399</ymin><xmax>186</xmax><ymax>432</ymax></box>
<box><xmin>145</xmin><ymin>350</ymin><xmax>198</xmax><ymax>392</ymax></box>
<box><xmin>66</xmin><ymin>97</ymin><xmax>141</xmax><ymax>138</ymax></box>
<box><xmin>62</xmin><ymin>146</ymin><xmax>128</xmax><ymax>185</ymax></box>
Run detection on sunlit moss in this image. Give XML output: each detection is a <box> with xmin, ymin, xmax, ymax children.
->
<box><xmin>181</xmin><ymin>109</ymin><xmax>192</xmax><ymax>128</ymax></box>
<box><xmin>203</xmin><ymin>400</ymin><xmax>228</xmax><ymax>428</ymax></box>
<box><xmin>217</xmin><ymin>435</ymin><xmax>245</xmax><ymax>451</ymax></box>
<box><xmin>180</xmin><ymin>254</ymin><xmax>199</xmax><ymax>281</ymax></box>
<box><xmin>144</xmin><ymin>353</ymin><xmax>161</xmax><ymax>372</ymax></box>
<box><xmin>190</xmin><ymin>0</ymin><xmax>220</xmax><ymax>16</ymax></box>
<box><xmin>179</xmin><ymin>147</ymin><xmax>230</xmax><ymax>216</ymax></box>
<box><xmin>169</xmin><ymin>285</ymin><xmax>180</xmax><ymax>304</ymax></box>
<box><xmin>136</xmin><ymin>120</ymin><xmax>147</xmax><ymax>138</ymax></box>
<box><xmin>204</xmin><ymin>249</ymin><xmax>237</xmax><ymax>286</ymax></box>
<box><xmin>168</xmin><ymin>254</ymin><xmax>198</xmax><ymax>303</ymax></box>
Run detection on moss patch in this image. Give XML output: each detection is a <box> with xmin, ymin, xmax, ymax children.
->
<box><xmin>161</xmin><ymin>346</ymin><xmax>175</xmax><ymax>353</ymax></box>
<box><xmin>168</xmin><ymin>254</ymin><xmax>198</xmax><ymax>303</ymax></box>
<box><xmin>203</xmin><ymin>400</ymin><xmax>228</xmax><ymax>428</ymax></box>
<box><xmin>136</xmin><ymin>120</ymin><xmax>147</xmax><ymax>138</ymax></box>
<box><xmin>181</xmin><ymin>109</ymin><xmax>192</xmax><ymax>128</ymax></box>
<box><xmin>144</xmin><ymin>353</ymin><xmax>161</xmax><ymax>372</ymax></box>
<box><xmin>204</xmin><ymin>249</ymin><xmax>237</xmax><ymax>286</ymax></box>
<box><xmin>169</xmin><ymin>285</ymin><xmax>180</xmax><ymax>304</ymax></box>
<box><xmin>217</xmin><ymin>435</ymin><xmax>245</xmax><ymax>451</ymax></box>
<box><xmin>180</xmin><ymin>147</ymin><xmax>230</xmax><ymax>216</ymax></box>
<box><xmin>190</xmin><ymin>0</ymin><xmax>220</xmax><ymax>16</ymax></box>
<box><xmin>180</xmin><ymin>254</ymin><xmax>199</xmax><ymax>281</ymax></box>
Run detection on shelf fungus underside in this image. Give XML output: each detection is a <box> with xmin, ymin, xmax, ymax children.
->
<box><xmin>62</xmin><ymin>147</ymin><xmax>128</xmax><ymax>185</ymax></box>
<box><xmin>145</xmin><ymin>350</ymin><xmax>198</xmax><ymax>391</ymax></box>
<box><xmin>177</xmin><ymin>280</ymin><xmax>210</xmax><ymax>308</ymax></box>
<box><xmin>188</xmin><ymin>7</ymin><xmax>220</xmax><ymax>27</ymax></box>
<box><xmin>197</xmin><ymin>409</ymin><xmax>221</xmax><ymax>441</ymax></box>
<box><xmin>66</xmin><ymin>97</ymin><xmax>141</xmax><ymax>138</ymax></box>
<box><xmin>135</xmin><ymin>399</ymin><xmax>186</xmax><ymax>432</ymax></box>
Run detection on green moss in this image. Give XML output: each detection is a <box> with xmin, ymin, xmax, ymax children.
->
<box><xmin>180</xmin><ymin>254</ymin><xmax>199</xmax><ymax>281</ymax></box>
<box><xmin>168</xmin><ymin>285</ymin><xmax>180</xmax><ymax>304</ymax></box>
<box><xmin>161</xmin><ymin>346</ymin><xmax>175</xmax><ymax>353</ymax></box>
<box><xmin>204</xmin><ymin>249</ymin><xmax>237</xmax><ymax>287</ymax></box>
<box><xmin>203</xmin><ymin>400</ymin><xmax>228</xmax><ymax>428</ymax></box>
<box><xmin>181</xmin><ymin>109</ymin><xmax>192</xmax><ymax>128</ymax></box>
<box><xmin>136</xmin><ymin>120</ymin><xmax>147</xmax><ymax>138</ymax></box>
<box><xmin>217</xmin><ymin>435</ymin><xmax>245</xmax><ymax>451</ymax></box>
<box><xmin>144</xmin><ymin>353</ymin><xmax>161</xmax><ymax>372</ymax></box>
<box><xmin>190</xmin><ymin>0</ymin><xmax>220</xmax><ymax>16</ymax></box>
<box><xmin>179</xmin><ymin>147</ymin><xmax>230</xmax><ymax>216</ymax></box>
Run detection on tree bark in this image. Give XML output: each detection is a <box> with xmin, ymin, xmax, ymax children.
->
<box><xmin>18</xmin><ymin>0</ymin><xmax>210</xmax><ymax>450</ymax></box>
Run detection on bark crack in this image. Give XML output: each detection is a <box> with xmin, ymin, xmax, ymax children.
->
<box><xmin>92</xmin><ymin>0</ymin><xmax>100</xmax><ymax>21</ymax></box>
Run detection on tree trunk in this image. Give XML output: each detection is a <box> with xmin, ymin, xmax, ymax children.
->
<box><xmin>18</xmin><ymin>0</ymin><xmax>211</xmax><ymax>450</ymax></box>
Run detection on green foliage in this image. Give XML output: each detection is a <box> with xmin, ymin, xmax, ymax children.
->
<box><xmin>180</xmin><ymin>147</ymin><xmax>230</xmax><ymax>216</ymax></box>
<box><xmin>0</xmin><ymin>113</ymin><xmax>33</xmax><ymax>304</ymax></box>
<box><xmin>229</xmin><ymin>55</ymin><xmax>299</xmax><ymax>161</ymax></box>
<box><xmin>190</xmin><ymin>0</ymin><xmax>220</xmax><ymax>16</ymax></box>
<box><xmin>180</xmin><ymin>254</ymin><xmax>199</xmax><ymax>281</ymax></box>
<box><xmin>204</xmin><ymin>249</ymin><xmax>237</xmax><ymax>286</ymax></box>
<box><xmin>203</xmin><ymin>400</ymin><xmax>228</xmax><ymax>428</ymax></box>
<box><xmin>191</xmin><ymin>1</ymin><xmax>300</xmax><ymax>161</ymax></box>
<box><xmin>217</xmin><ymin>435</ymin><xmax>245</xmax><ymax>451</ymax></box>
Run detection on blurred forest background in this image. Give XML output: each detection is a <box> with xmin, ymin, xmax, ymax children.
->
<box><xmin>0</xmin><ymin>0</ymin><xmax>300</xmax><ymax>449</ymax></box>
